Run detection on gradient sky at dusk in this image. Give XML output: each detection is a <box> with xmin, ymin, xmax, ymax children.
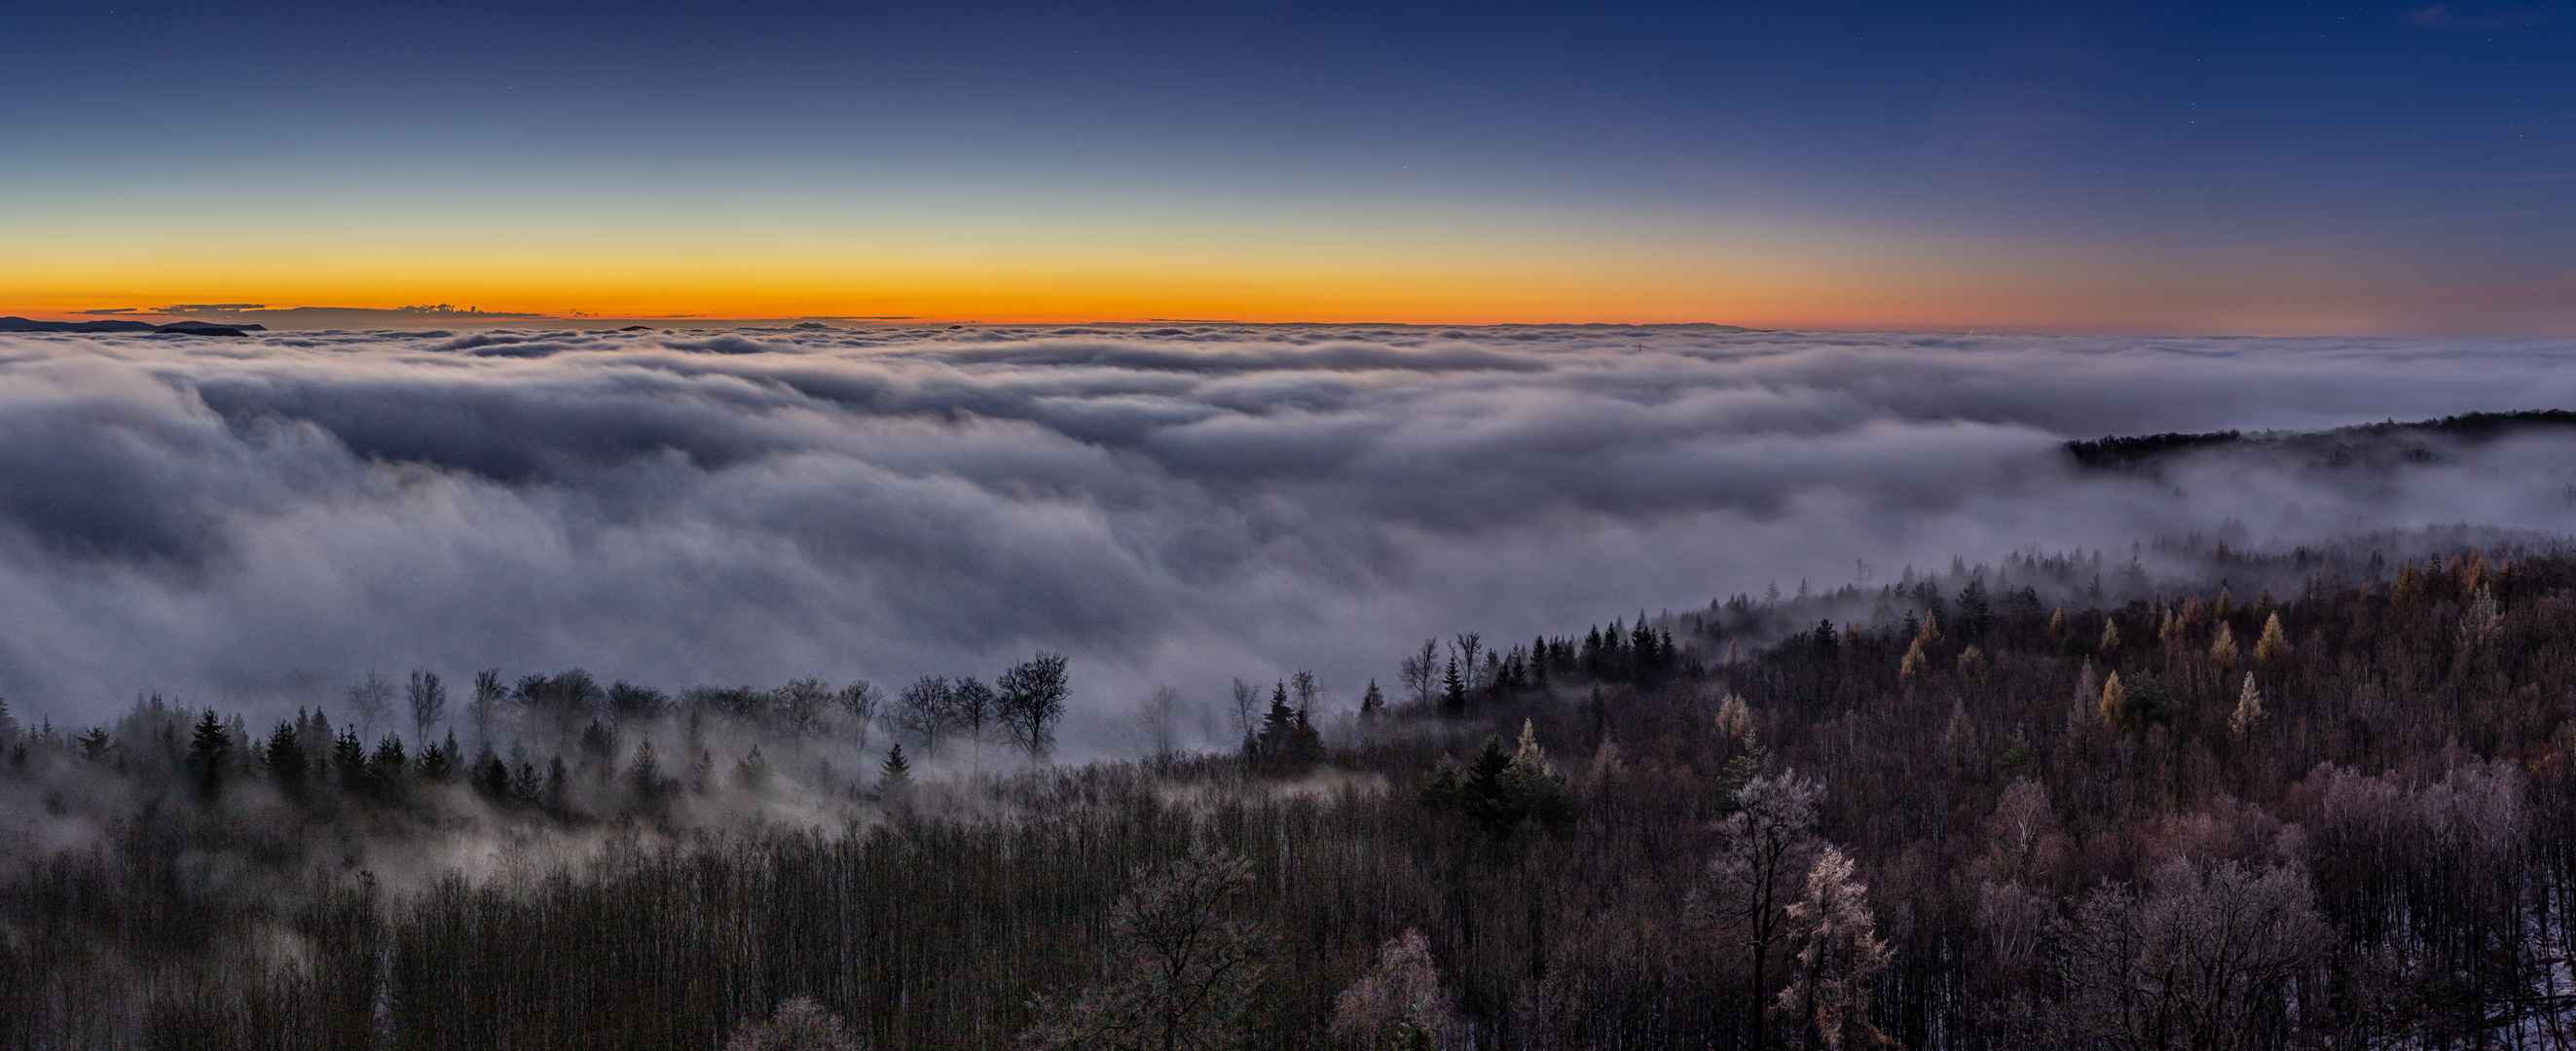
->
<box><xmin>7</xmin><ymin>1</ymin><xmax>2572</xmax><ymax>331</ymax></box>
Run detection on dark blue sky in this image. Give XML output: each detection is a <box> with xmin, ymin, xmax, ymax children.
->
<box><xmin>8</xmin><ymin>1</ymin><xmax>2572</xmax><ymax>330</ymax></box>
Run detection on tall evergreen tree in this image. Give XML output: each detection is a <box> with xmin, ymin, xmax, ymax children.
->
<box><xmin>878</xmin><ymin>742</ymin><xmax>912</xmax><ymax>798</ymax></box>
<box><xmin>187</xmin><ymin>709</ymin><xmax>232</xmax><ymax>801</ymax></box>
<box><xmin>265</xmin><ymin>721</ymin><xmax>309</xmax><ymax>795</ymax></box>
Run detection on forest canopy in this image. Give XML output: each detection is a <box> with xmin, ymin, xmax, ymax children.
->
<box><xmin>5</xmin><ymin>535</ymin><xmax>2576</xmax><ymax>1049</ymax></box>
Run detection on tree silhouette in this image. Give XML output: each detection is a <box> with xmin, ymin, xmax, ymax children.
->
<box><xmin>998</xmin><ymin>652</ymin><xmax>1069</xmax><ymax>758</ymax></box>
<box><xmin>1021</xmin><ymin>852</ymin><xmax>1269</xmax><ymax>1051</ymax></box>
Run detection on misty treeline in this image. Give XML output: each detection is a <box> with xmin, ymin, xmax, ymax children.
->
<box><xmin>11</xmin><ymin>541</ymin><xmax>2576</xmax><ymax>1048</ymax></box>
<box><xmin>0</xmin><ymin>651</ymin><xmax>1069</xmax><ymax>827</ymax></box>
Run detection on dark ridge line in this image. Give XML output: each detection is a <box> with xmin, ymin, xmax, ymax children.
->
<box><xmin>2065</xmin><ymin>409</ymin><xmax>2576</xmax><ymax>470</ymax></box>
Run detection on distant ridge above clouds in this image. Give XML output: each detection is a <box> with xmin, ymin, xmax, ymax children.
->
<box><xmin>2068</xmin><ymin>410</ymin><xmax>2576</xmax><ymax>473</ymax></box>
<box><xmin>0</xmin><ymin>316</ymin><xmax>261</xmax><ymax>336</ymax></box>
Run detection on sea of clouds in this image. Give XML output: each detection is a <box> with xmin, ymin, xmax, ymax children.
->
<box><xmin>5</xmin><ymin>324</ymin><xmax>2574</xmax><ymax>752</ymax></box>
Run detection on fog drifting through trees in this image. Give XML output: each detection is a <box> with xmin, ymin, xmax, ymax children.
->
<box><xmin>10</xmin><ymin>527</ymin><xmax>2576</xmax><ymax>1047</ymax></box>
<box><xmin>11</xmin><ymin>328</ymin><xmax>2576</xmax><ymax>1047</ymax></box>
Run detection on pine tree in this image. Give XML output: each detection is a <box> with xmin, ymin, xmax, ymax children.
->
<box><xmin>2209</xmin><ymin>622</ymin><xmax>2239</xmax><ymax>665</ymax></box>
<box><xmin>334</xmin><ymin>728</ymin><xmax>369</xmax><ymax>794</ymax></box>
<box><xmin>1440</xmin><ymin>658</ymin><xmax>1467</xmax><ymax>717</ymax></box>
<box><xmin>2255</xmin><ymin>612</ymin><xmax>2291</xmax><ymax>663</ymax></box>
<box><xmin>2099</xmin><ymin>618</ymin><xmax>2120</xmax><ymax>653</ymax></box>
<box><xmin>1359</xmin><ymin>679</ymin><xmax>1385</xmax><ymax>723</ymax></box>
<box><xmin>879</xmin><ymin>742</ymin><xmax>913</xmax><ymax>797</ymax></box>
<box><xmin>628</xmin><ymin>740</ymin><xmax>664</xmax><ymax>805</ymax></box>
<box><xmin>1715</xmin><ymin>729</ymin><xmax>1772</xmax><ymax>814</ymax></box>
<box><xmin>736</xmin><ymin>745</ymin><xmax>771</xmax><ymax>791</ymax></box>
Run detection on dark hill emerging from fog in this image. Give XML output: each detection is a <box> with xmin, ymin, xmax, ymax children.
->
<box><xmin>0</xmin><ymin>317</ymin><xmax>262</xmax><ymax>336</ymax></box>
<box><xmin>2066</xmin><ymin>409</ymin><xmax>2576</xmax><ymax>473</ymax></box>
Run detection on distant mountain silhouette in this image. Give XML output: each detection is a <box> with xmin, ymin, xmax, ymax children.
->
<box><xmin>1</xmin><ymin>316</ymin><xmax>266</xmax><ymax>335</ymax></box>
<box><xmin>2067</xmin><ymin>410</ymin><xmax>2576</xmax><ymax>472</ymax></box>
<box><xmin>1</xmin><ymin>316</ymin><xmax>159</xmax><ymax>333</ymax></box>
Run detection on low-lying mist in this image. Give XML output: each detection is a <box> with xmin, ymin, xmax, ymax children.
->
<box><xmin>5</xmin><ymin>324</ymin><xmax>2574</xmax><ymax>752</ymax></box>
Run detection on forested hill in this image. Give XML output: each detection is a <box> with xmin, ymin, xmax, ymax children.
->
<box><xmin>7</xmin><ymin>545</ymin><xmax>2576</xmax><ymax>1048</ymax></box>
<box><xmin>2065</xmin><ymin>408</ymin><xmax>2576</xmax><ymax>472</ymax></box>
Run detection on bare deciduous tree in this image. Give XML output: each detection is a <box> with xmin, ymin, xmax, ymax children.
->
<box><xmin>722</xmin><ymin>997</ymin><xmax>862</xmax><ymax>1051</ymax></box>
<box><xmin>952</xmin><ymin>676</ymin><xmax>998</xmax><ymax>775</ymax></box>
<box><xmin>406</xmin><ymin>670</ymin><xmax>447</xmax><ymax>750</ymax></box>
<box><xmin>1691</xmin><ymin>771</ymin><xmax>1824</xmax><ymax>1051</ymax></box>
<box><xmin>1138</xmin><ymin>685</ymin><xmax>1184</xmax><ymax>759</ymax></box>
<box><xmin>1328</xmin><ymin>928</ymin><xmax>1456</xmax><ymax>1050</ymax></box>
<box><xmin>1021</xmin><ymin>852</ymin><xmax>1270</xmax><ymax>1051</ymax></box>
<box><xmin>1398</xmin><ymin>639</ymin><xmax>1439</xmax><ymax>708</ymax></box>
<box><xmin>347</xmin><ymin>670</ymin><xmax>394</xmax><ymax>743</ymax></box>
<box><xmin>836</xmin><ymin>680</ymin><xmax>882</xmax><ymax>756</ymax></box>
<box><xmin>895</xmin><ymin>676</ymin><xmax>956</xmax><ymax>753</ymax></box>
<box><xmin>997</xmin><ymin>652</ymin><xmax>1069</xmax><ymax>758</ymax></box>
<box><xmin>778</xmin><ymin>677</ymin><xmax>832</xmax><ymax>740</ymax></box>
<box><xmin>467</xmin><ymin>669</ymin><xmax>505</xmax><ymax>751</ymax></box>
<box><xmin>1230</xmin><ymin>678</ymin><xmax>1261</xmax><ymax>741</ymax></box>
<box><xmin>1450</xmin><ymin>634</ymin><xmax>1484</xmax><ymax>691</ymax></box>
<box><xmin>2058</xmin><ymin>859</ymin><xmax>2333</xmax><ymax>1051</ymax></box>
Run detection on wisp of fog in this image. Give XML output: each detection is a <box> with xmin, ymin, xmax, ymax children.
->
<box><xmin>5</xmin><ymin>324</ymin><xmax>2574</xmax><ymax>751</ymax></box>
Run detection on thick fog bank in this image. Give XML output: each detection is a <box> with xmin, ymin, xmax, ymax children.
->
<box><xmin>4</xmin><ymin>325</ymin><xmax>2573</xmax><ymax>748</ymax></box>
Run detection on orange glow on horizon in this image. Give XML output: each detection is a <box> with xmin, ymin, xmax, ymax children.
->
<box><xmin>8</xmin><ymin>235</ymin><xmax>2568</xmax><ymax>336</ymax></box>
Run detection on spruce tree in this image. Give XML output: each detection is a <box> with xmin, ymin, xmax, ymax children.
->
<box><xmin>879</xmin><ymin>742</ymin><xmax>913</xmax><ymax>794</ymax></box>
<box><xmin>266</xmin><ymin>722</ymin><xmax>309</xmax><ymax>794</ymax></box>
<box><xmin>188</xmin><ymin>709</ymin><xmax>232</xmax><ymax>801</ymax></box>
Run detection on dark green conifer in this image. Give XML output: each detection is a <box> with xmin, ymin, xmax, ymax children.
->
<box><xmin>187</xmin><ymin>709</ymin><xmax>231</xmax><ymax>801</ymax></box>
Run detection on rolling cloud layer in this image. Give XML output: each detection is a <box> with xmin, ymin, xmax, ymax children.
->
<box><xmin>5</xmin><ymin>324</ymin><xmax>2574</xmax><ymax>751</ymax></box>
